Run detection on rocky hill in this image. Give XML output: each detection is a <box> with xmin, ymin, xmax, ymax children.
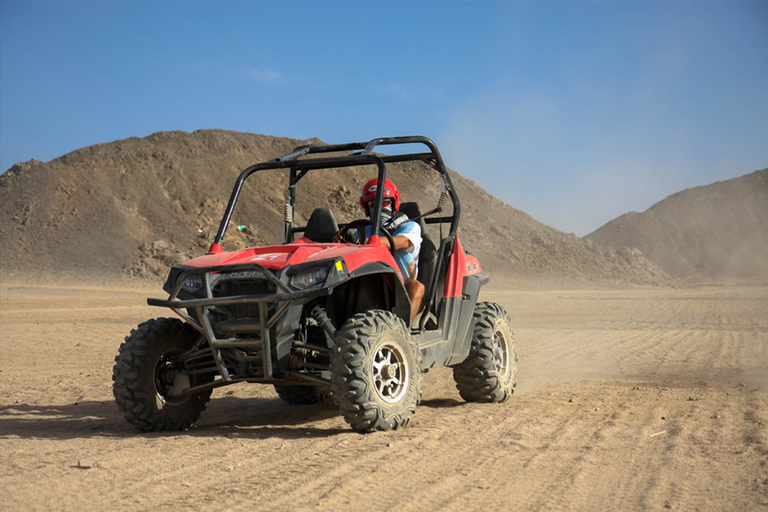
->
<box><xmin>0</xmin><ymin>130</ymin><xmax>672</xmax><ymax>286</ymax></box>
<box><xmin>587</xmin><ymin>169</ymin><xmax>768</xmax><ymax>279</ymax></box>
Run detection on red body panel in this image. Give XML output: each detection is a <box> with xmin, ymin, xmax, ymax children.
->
<box><xmin>443</xmin><ymin>235</ymin><xmax>483</xmax><ymax>299</ymax></box>
<box><xmin>184</xmin><ymin>238</ymin><xmax>404</xmax><ymax>281</ymax></box>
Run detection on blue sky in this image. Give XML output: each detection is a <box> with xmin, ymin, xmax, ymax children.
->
<box><xmin>2</xmin><ymin>1</ymin><xmax>767</xmax><ymax>235</ymax></box>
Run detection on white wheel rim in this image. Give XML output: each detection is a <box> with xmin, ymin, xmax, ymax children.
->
<box><xmin>494</xmin><ymin>328</ymin><xmax>510</xmax><ymax>379</ymax></box>
<box><xmin>372</xmin><ymin>341</ymin><xmax>410</xmax><ymax>404</ymax></box>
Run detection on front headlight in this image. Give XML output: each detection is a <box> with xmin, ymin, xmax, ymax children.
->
<box><xmin>291</xmin><ymin>267</ymin><xmax>328</xmax><ymax>289</ymax></box>
<box><xmin>181</xmin><ymin>274</ymin><xmax>204</xmax><ymax>294</ymax></box>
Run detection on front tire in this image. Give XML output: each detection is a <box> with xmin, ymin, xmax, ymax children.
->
<box><xmin>453</xmin><ymin>302</ymin><xmax>517</xmax><ymax>402</ymax></box>
<box><xmin>331</xmin><ymin>310</ymin><xmax>422</xmax><ymax>432</ymax></box>
<box><xmin>113</xmin><ymin>318</ymin><xmax>213</xmax><ymax>432</ymax></box>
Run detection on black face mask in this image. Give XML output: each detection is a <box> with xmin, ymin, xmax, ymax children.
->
<box><xmin>379</xmin><ymin>207</ymin><xmax>409</xmax><ymax>232</ymax></box>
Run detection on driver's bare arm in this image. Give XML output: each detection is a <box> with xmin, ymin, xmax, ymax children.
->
<box><xmin>333</xmin><ymin>229</ymin><xmax>410</xmax><ymax>251</ymax></box>
<box><xmin>381</xmin><ymin>235</ymin><xmax>413</xmax><ymax>251</ymax></box>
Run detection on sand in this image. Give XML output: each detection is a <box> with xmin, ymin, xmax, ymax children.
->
<box><xmin>1</xmin><ymin>281</ymin><xmax>766</xmax><ymax>511</ymax></box>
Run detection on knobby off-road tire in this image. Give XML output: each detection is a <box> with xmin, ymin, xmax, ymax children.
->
<box><xmin>331</xmin><ymin>310</ymin><xmax>422</xmax><ymax>432</ymax></box>
<box><xmin>453</xmin><ymin>302</ymin><xmax>517</xmax><ymax>402</ymax></box>
<box><xmin>113</xmin><ymin>318</ymin><xmax>213</xmax><ymax>432</ymax></box>
<box><xmin>274</xmin><ymin>384</ymin><xmax>330</xmax><ymax>405</ymax></box>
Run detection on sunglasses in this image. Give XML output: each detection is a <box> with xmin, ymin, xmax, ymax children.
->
<box><xmin>367</xmin><ymin>198</ymin><xmax>393</xmax><ymax>209</ymax></box>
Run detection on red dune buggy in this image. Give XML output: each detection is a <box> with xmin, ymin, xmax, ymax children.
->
<box><xmin>113</xmin><ymin>136</ymin><xmax>516</xmax><ymax>432</ymax></box>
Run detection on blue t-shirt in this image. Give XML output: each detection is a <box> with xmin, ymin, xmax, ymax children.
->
<box><xmin>364</xmin><ymin>220</ymin><xmax>422</xmax><ymax>279</ymax></box>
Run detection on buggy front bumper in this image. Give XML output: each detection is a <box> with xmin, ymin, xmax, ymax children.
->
<box><xmin>147</xmin><ymin>263</ymin><xmax>335</xmax><ymax>383</ymax></box>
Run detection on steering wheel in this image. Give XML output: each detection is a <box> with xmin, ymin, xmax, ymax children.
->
<box><xmin>337</xmin><ymin>219</ymin><xmax>397</xmax><ymax>256</ymax></box>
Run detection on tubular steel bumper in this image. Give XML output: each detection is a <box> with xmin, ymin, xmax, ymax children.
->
<box><xmin>148</xmin><ymin>264</ymin><xmax>333</xmax><ymax>382</ymax></box>
<box><xmin>147</xmin><ymin>287</ymin><xmax>333</xmax><ymax>310</ymax></box>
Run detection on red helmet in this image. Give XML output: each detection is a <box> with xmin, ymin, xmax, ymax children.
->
<box><xmin>359</xmin><ymin>178</ymin><xmax>401</xmax><ymax>215</ymax></box>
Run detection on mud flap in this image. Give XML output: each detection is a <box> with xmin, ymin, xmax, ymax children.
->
<box><xmin>447</xmin><ymin>273</ymin><xmax>489</xmax><ymax>365</ymax></box>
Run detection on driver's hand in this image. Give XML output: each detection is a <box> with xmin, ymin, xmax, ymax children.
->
<box><xmin>333</xmin><ymin>230</ymin><xmax>343</xmax><ymax>243</ymax></box>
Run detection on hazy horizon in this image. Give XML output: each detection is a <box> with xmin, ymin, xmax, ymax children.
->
<box><xmin>2</xmin><ymin>1</ymin><xmax>766</xmax><ymax>235</ymax></box>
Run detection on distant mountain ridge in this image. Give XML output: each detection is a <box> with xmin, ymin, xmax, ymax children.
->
<box><xmin>587</xmin><ymin>169</ymin><xmax>768</xmax><ymax>279</ymax></box>
<box><xmin>0</xmin><ymin>129</ymin><xmax>673</xmax><ymax>286</ymax></box>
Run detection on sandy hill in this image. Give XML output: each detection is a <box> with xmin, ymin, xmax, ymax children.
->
<box><xmin>0</xmin><ymin>129</ymin><xmax>672</xmax><ymax>286</ymax></box>
<box><xmin>587</xmin><ymin>169</ymin><xmax>768</xmax><ymax>279</ymax></box>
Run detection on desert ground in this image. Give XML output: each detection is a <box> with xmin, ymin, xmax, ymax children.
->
<box><xmin>1</xmin><ymin>280</ymin><xmax>767</xmax><ymax>511</ymax></box>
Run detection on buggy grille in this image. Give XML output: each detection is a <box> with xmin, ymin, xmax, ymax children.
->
<box><xmin>213</xmin><ymin>278</ymin><xmax>276</xmax><ymax>319</ymax></box>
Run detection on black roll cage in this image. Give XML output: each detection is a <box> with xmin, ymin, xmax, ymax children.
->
<box><xmin>212</xmin><ymin>135</ymin><xmax>460</xmax><ymax>248</ymax></box>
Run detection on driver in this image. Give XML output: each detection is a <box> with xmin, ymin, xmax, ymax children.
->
<box><xmin>334</xmin><ymin>178</ymin><xmax>425</xmax><ymax>320</ymax></box>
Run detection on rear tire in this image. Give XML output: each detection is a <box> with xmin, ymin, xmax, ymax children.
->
<box><xmin>274</xmin><ymin>384</ymin><xmax>329</xmax><ymax>405</ymax></box>
<box><xmin>453</xmin><ymin>302</ymin><xmax>517</xmax><ymax>402</ymax></box>
<box><xmin>113</xmin><ymin>318</ymin><xmax>213</xmax><ymax>432</ymax></box>
<box><xmin>331</xmin><ymin>310</ymin><xmax>422</xmax><ymax>432</ymax></box>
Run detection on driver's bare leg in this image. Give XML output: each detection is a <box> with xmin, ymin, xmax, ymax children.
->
<box><xmin>405</xmin><ymin>278</ymin><xmax>425</xmax><ymax>321</ymax></box>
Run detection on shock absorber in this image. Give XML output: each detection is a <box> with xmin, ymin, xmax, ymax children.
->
<box><xmin>283</xmin><ymin>196</ymin><xmax>294</xmax><ymax>242</ymax></box>
<box><xmin>310</xmin><ymin>304</ymin><xmax>337</xmax><ymax>344</ymax></box>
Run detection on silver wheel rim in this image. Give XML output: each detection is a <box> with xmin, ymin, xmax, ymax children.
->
<box><xmin>493</xmin><ymin>327</ymin><xmax>510</xmax><ymax>379</ymax></box>
<box><xmin>372</xmin><ymin>341</ymin><xmax>410</xmax><ymax>404</ymax></box>
<box><xmin>154</xmin><ymin>349</ymin><xmax>190</xmax><ymax>408</ymax></box>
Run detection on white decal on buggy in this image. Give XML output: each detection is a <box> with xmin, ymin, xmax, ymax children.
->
<box><xmin>307</xmin><ymin>245</ymin><xmax>339</xmax><ymax>260</ymax></box>
<box><xmin>250</xmin><ymin>253</ymin><xmax>282</xmax><ymax>262</ymax></box>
